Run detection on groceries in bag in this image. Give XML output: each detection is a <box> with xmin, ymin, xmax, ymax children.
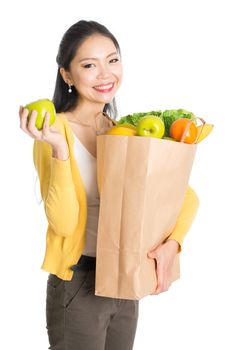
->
<box><xmin>106</xmin><ymin>108</ymin><xmax>213</xmax><ymax>144</ymax></box>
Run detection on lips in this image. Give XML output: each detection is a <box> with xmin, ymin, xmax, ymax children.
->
<box><xmin>93</xmin><ymin>83</ymin><xmax>115</xmax><ymax>92</ymax></box>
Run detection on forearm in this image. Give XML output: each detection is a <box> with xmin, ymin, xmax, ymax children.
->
<box><xmin>166</xmin><ymin>186</ymin><xmax>200</xmax><ymax>252</ymax></box>
<box><xmin>45</xmin><ymin>155</ymin><xmax>80</xmax><ymax>236</ymax></box>
<box><xmin>33</xmin><ymin>140</ymin><xmax>79</xmax><ymax>237</ymax></box>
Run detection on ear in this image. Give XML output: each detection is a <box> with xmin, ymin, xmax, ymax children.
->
<box><xmin>59</xmin><ymin>67</ymin><xmax>73</xmax><ymax>85</ymax></box>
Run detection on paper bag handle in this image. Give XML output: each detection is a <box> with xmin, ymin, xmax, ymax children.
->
<box><xmin>95</xmin><ymin>111</ymin><xmax>117</xmax><ymax>135</ymax></box>
<box><xmin>180</xmin><ymin>116</ymin><xmax>206</xmax><ymax>144</ymax></box>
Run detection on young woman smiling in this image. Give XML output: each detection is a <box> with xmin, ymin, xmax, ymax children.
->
<box><xmin>19</xmin><ymin>20</ymin><xmax>199</xmax><ymax>350</ymax></box>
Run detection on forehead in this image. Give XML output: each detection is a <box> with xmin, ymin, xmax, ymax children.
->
<box><xmin>75</xmin><ymin>34</ymin><xmax>117</xmax><ymax>58</ymax></box>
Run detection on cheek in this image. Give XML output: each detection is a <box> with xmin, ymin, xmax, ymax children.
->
<box><xmin>112</xmin><ymin>65</ymin><xmax>123</xmax><ymax>82</ymax></box>
<box><xmin>75</xmin><ymin>71</ymin><xmax>96</xmax><ymax>88</ymax></box>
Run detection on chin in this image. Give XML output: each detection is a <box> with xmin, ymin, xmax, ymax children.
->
<box><xmin>96</xmin><ymin>96</ymin><xmax>115</xmax><ymax>104</ymax></box>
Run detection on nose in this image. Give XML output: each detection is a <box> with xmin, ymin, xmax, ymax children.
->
<box><xmin>96</xmin><ymin>63</ymin><xmax>111</xmax><ymax>80</ymax></box>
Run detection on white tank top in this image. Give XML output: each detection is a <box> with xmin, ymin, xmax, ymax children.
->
<box><xmin>73</xmin><ymin>133</ymin><xmax>100</xmax><ymax>257</ymax></box>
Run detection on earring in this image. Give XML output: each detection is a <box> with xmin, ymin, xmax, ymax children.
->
<box><xmin>68</xmin><ymin>84</ymin><xmax>72</xmax><ymax>93</ymax></box>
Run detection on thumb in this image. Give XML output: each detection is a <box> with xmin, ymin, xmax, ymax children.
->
<box><xmin>147</xmin><ymin>251</ymin><xmax>157</xmax><ymax>259</ymax></box>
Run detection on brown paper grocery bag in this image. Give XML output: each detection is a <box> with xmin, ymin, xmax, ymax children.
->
<box><xmin>95</xmin><ymin>135</ymin><xmax>197</xmax><ymax>300</ymax></box>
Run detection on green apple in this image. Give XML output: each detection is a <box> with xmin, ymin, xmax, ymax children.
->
<box><xmin>136</xmin><ymin>115</ymin><xmax>165</xmax><ymax>138</ymax></box>
<box><xmin>25</xmin><ymin>99</ymin><xmax>56</xmax><ymax>130</ymax></box>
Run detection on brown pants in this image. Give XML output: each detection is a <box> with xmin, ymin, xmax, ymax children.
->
<box><xmin>46</xmin><ymin>269</ymin><xmax>139</xmax><ymax>350</ymax></box>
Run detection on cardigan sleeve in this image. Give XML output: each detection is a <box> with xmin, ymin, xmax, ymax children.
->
<box><xmin>165</xmin><ymin>185</ymin><xmax>200</xmax><ymax>252</ymax></box>
<box><xmin>33</xmin><ymin>139</ymin><xmax>80</xmax><ymax>237</ymax></box>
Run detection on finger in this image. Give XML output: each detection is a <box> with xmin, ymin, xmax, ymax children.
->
<box><xmin>155</xmin><ymin>265</ymin><xmax>164</xmax><ymax>295</ymax></box>
<box><xmin>27</xmin><ymin>110</ymin><xmax>41</xmax><ymax>138</ymax></box>
<box><xmin>147</xmin><ymin>248</ymin><xmax>160</xmax><ymax>260</ymax></box>
<box><xmin>150</xmin><ymin>270</ymin><xmax>161</xmax><ymax>295</ymax></box>
<box><xmin>150</xmin><ymin>285</ymin><xmax>161</xmax><ymax>296</ymax></box>
<box><xmin>150</xmin><ymin>290</ymin><xmax>157</xmax><ymax>296</ymax></box>
<box><xmin>42</xmin><ymin>112</ymin><xmax>50</xmax><ymax>135</ymax></box>
<box><xmin>155</xmin><ymin>286</ymin><xmax>162</xmax><ymax>295</ymax></box>
<box><xmin>19</xmin><ymin>108</ymin><xmax>36</xmax><ymax>138</ymax></box>
<box><xmin>155</xmin><ymin>285</ymin><xmax>169</xmax><ymax>295</ymax></box>
<box><xmin>154</xmin><ymin>280</ymin><xmax>162</xmax><ymax>295</ymax></box>
<box><xmin>21</xmin><ymin>126</ymin><xmax>37</xmax><ymax>138</ymax></box>
<box><xmin>19</xmin><ymin>105</ymin><xmax>24</xmax><ymax>116</ymax></box>
<box><xmin>20</xmin><ymin>107</ymin><xmax>30</xmax><ymax>130</ymax></box>
<box><xmin>155</xmin><ymin>276</ymin><xmax>172</xmax><ymax>295</ymax></box>
<box><xmin>27</xmin><ymin>109</ymin><xmax>37</xmax><ymax>130</ymax></box>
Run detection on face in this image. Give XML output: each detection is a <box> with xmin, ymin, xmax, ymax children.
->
<box><xmin>62</xmin><ymin>34</ymin><xmax>123</xmax><ymax>106</ymax></box>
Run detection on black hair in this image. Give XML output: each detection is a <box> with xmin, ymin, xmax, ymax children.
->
<box><xmin>52</xmin><ymin>20</ymin><xmax>121</xmax><ymax>120</ymax></box>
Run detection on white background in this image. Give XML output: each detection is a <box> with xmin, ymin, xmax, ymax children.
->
<box><xmin>1</xmin><ymin>0</ymin><xmax>233</xmax><ymax>349</ymax></box>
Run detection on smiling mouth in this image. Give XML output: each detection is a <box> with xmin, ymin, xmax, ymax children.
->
<box><xmin>93</xmin><ymin>83</ymin><xmax>115</xmax><ymax>92</ymax></box>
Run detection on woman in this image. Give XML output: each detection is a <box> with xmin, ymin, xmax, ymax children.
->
<box><xmin>19</xmin><ymin>20</ymin><xmax>199</xmax><ymax>350</ymax></box>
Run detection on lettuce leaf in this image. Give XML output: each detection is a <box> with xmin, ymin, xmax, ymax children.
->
<box><xmin>118</xmin><ymin>110</ymin><xmax>162</xmax><ymax>126</ymax></box>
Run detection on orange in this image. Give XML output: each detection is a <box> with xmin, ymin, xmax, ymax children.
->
<box><xmin>170</xmin><ymin>118</ymin><xmax>198</xmax><ymax>144</ymax></box>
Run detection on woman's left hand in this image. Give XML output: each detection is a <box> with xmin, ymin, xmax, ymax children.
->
<box><xmin>147</xmin><ymin>239</ymin><xmax>180</xmax><ymax>295</ymax></box>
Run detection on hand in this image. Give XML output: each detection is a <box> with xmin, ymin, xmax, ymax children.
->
<box><xmin>19</xmin><ymin>105</ymin><xmax>67</xmax><ymax>150</ymax></box>
<box><xmin>147</xmin><ymin>239</ymin><xmax>179</xmax><ymax>295</ymax></box>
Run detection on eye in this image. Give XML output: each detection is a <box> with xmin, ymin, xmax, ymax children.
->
<box><xmin>110</xmin><ymin>58</ymin><xmax>119</xmax><ymax>63</ymax></box>
<box><xmin>83</xmin><ymin>63</ymin><xmax>95</xmax><ymax>69</ymax></box>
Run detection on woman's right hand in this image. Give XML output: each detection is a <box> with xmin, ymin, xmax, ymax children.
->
<box><xmin>19</xmin><ymin>105</ymin><xmax>67</xmax><ymax>150</ymax></box>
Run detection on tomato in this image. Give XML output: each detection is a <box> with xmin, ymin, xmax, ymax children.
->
<box><xmin>170</xmin><ymin>118</ymin><xmax>198</xmax><ymax>144</ymax></box>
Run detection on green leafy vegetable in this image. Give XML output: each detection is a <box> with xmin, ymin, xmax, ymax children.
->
<box><xmin>117</xmin><ymin>110</ymin><xmax>162</xmax><ymax>126</ymax></box>
<box><xmin>117</xmin><ymin>109</ymin><xmax>196</xmax><ymax>137</ymax></box>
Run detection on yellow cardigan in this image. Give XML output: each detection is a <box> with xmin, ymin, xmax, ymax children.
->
<box><xmin>33</xmin><ymin>113</ymin><xmax>200</xmax><ymax>280</ymax></box>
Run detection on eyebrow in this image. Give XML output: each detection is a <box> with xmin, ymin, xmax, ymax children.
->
<box><xmin>78</xmin><ymin>51</ymin><xmax>118</xmax><ymax>63</ymax></box>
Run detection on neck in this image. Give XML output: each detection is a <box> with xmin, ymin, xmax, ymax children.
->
<box><xmin>68</xmin><ymin>99</ymin><xmax>106</xmax><ymax>127</ymax></box>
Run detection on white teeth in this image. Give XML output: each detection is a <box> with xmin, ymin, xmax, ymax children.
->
<box><xmin>94</xmin><ymin>83</ymin><xmax>113</xmax><ymax>90</ymax></box>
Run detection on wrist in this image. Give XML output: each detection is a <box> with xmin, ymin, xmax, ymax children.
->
<box><xmin>164</xmin><ymin>239</ymin><xmax>180</xmax><ymax>254</ymax></box>
<box><xmin>52</xmin><ymin>143</ymin><xmax>69</xmax><ymax>161</ymax></box>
